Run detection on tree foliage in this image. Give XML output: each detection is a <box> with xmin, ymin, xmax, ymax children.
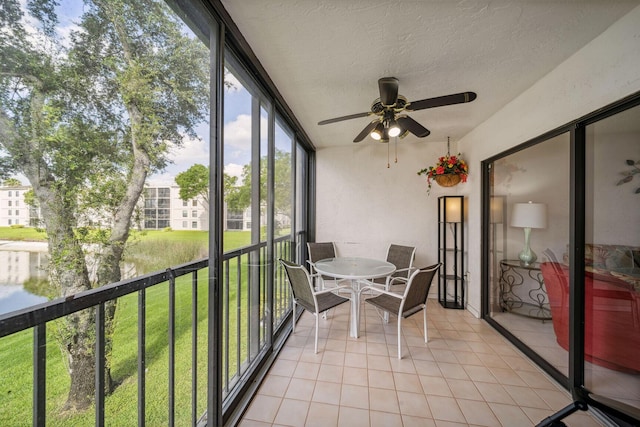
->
<box><xmin>2</xmin><ymin>178</ymin><xmax>22</xmax><ymax>187</ymax></box>
<box><xmin>0</xmin><ymin>0</ymin><xmax>209</xmax><ymax>411</ymax></box>
<box><xmin>175</xmin><ymin>163</ymin><xmax>209</xmax><ymax>205</ymax></box>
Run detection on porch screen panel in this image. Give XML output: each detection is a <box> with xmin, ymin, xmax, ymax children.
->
<box><xmin>272</xmin><ymin>117</ymin><xmax>294</xmax><ymax>330</ymax></box>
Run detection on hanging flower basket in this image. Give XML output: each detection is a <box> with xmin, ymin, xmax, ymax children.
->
<box><xmin>434</xmin><ymin>173</ymin><xmax>462</xmax><ymax>187</ymax></box>
<box><xmin>417</xmin><ymin>152</ymin><xmax>469</xmax><ymax>195</ymax></box>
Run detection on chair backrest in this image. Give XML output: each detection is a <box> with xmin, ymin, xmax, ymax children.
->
<box><xmin>279</xmin><ymin>259</ymin><xmax>316</xmax><ymax>312</ymax></box>
<box><xmin>401</xmin><ymin>263</ymin><xmax>441</xmax><ymax>317</ymax></box>
<box><xmin>386</xmin><ymin>244</ymin><xmax>416</xmax><ymax>277</ymax></box>
<box><xmin>307</xmin><ymin>242</ymin><xmax>336</xmax><ymax>263</ymax></box>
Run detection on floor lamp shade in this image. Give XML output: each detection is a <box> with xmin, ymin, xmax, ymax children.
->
<box><xmin>510</xmin><ymin>202</ymin><xmax>547</xmax><ymax>266</ymax></box>
<box><xmin>444</xmin><ymin>197</ymin><xmax>462</xmax><ymax>223</ymax></box>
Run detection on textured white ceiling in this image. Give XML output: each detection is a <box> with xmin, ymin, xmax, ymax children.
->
<box><xmin>220</xmin><ymin>0</ymin><xmax>639</xmax><ymax>148</ymax></box>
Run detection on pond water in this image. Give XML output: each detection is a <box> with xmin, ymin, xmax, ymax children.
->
<box><xmin>0</xmin><ymin>241</ymin><xmax>142</xmax><ymax>317</ymax></box>
<box><xmin>0</xmin><ymin>241</ymin><xmax>49</xmax><ymax>316</ymax></box>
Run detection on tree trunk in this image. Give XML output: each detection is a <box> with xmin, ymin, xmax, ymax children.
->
<box><xmin>29</xmin><ymin>180</ymin><xmax>102</xmax><ymax>410</ymax></box>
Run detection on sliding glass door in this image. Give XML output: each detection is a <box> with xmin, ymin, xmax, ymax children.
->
<box><xmin>583</xmin><ymin>104</ymin><xmax>640</xmax><ymax>414</ymax></box>
<box><xmin>486</xmin><ymin>133</ymin><xmax>571</xmax><ymax>378</ymax></box>
<box><xmin>483</xmin><ymin>94</ymin><xmax>640</xmax><ymax>424</ymax></box>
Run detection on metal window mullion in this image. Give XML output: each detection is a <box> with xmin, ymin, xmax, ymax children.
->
<box><xmin>261</xmin><ymin>246</ymin><xmax>267</xmax><ymax>344</ymax></box>
<box><xmin>246</xmin><ymin>253</ymin><xmax>252</xmax><ymax>361</ymax></box>
<box><xmin>569</xmin><ymin>124</ymin><xmax>586</xmax><ymax>396</ymax></box>
<box><xmin>207</xmin><ymin>15</ymin><xmax>224</xmax><ymax>427</ymax></box>
<box><xmin>168</xmin><ymin>270</ymin><xmax>176</xmax><ymax>427</ymax></box>
<box><xmin>236</xmin><ymin>257</ymin><xmax>242</xmax><ymax>377</ymax></box>
<box><xmin>224</xmin><ymin>259</ymin><xmax>230</xmax><ymax>392</ymax></box>
<box><xmin>33</xmin><ymin>323</ymin><xmax>46</xmax><ymax>427</ymax></box>
<box><xmin>95</xmin><ymin>303</ymin><xmax>106</xmax><ymax>427</ymax></box>
<box><xmin>266</xmin><ymin>103</ymin><xmax>275</xmax><ymax>342</ymax></box>
<box><xmin>191</xmin><ymin>270</ymin><xmax>198</xmax><ymax>425</ymax></box>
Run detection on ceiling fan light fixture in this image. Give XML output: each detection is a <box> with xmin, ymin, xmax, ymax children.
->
<box><xmin>387</xmin><ymin>118</ymin><xmax>401</xmax><ymax>137</ymax></box>
<box><xmin>370</xmin><ymin>122</ymin><xmax>384</xmax><ymax>140</ymax></box>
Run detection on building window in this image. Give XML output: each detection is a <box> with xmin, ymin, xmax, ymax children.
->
<box><xmin>8</xmin><ymin>219</ymin><xmax>12</xmax><ymax>225</ymax></box>
<box><xmin>192</xmin><ymin>210</ymin><xmax>197</xmax><ymax>217</ymax></box>
<box><xmin>191</xmin><ymin>221</ymin><xmax>197</xmax><ymax>229</ymax></box>
<box><xmin>192</xmin><ymin>200</ymin><xmax>198</xmax><ymax>207</ymax></box>
<box><xmin>7</xmin><ymin>210</ymin><xmax>11</xmax><ymax>216</ymax></box>
<box><xmin>15</xmin><ymin>200</ymin><xmax>19</xmax><ymax>207</ymax></box>
<box><xmin>8</xmin><ymin>201</ymin><xmax>12</xmax><ymax>206</ymax></box>
<box><xmin>8</xmin><ymin>191</ymin><xmax>11</xmax><ymax>197</ymax></box>
<box><xmin>182</xmin><ymin>221</ymin><xmax>187</xmax><ymax>228</ymax></box>
<box><xmin>182</xmin><ymin>210</ymin><xmax>188</xmax><ymax>217</ymax></box>
<box><xmin>15</xmin><ymin>191</ymin><xmax>19</xmax><ymax>197</ymax></box>
<box><xmin>183</xmin><ymin>200</ymin><xmax>188</xmax><ymax>207</ymax></box>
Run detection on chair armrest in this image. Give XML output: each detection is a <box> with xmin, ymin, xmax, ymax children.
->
<box><xmin>388</xmin><ymin>276</ymin><xmax>409</xmax><ymax>286</ymax></box>
<box><xmin>359</xmin><ymin>286</ymin><xmax>403</xmax><ymax>299</ymax></box>
<box><xmin>314</xmin><ymin>285</ymin><xmax>354</xmax><ymax>296</ymax></box>
<box><xmin>394</xmin><ymin>267</ymin><xmax>416</xmax><ymax>277</ymax></box>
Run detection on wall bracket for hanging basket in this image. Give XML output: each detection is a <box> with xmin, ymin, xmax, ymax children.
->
<box><xmin>434</xmin><ymin>174</ymin><xmax>462</xmax><ymax>187</ymax></box>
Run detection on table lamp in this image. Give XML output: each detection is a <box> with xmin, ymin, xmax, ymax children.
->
<box><xmin>510</xmin><ymin>201</ymin><xmax>547</xmax><ymax>266</ymax></box>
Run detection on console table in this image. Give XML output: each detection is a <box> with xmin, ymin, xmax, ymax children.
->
<box><xmin>499</xmin><ymin>259</ymin><xmax>551</xmax><ymax>320</ymax></box>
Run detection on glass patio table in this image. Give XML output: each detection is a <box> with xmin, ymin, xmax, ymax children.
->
<box><xmin>313</xmin><ymin>257</ymin><xmax>396</xmax><ymax>338</ymax></box>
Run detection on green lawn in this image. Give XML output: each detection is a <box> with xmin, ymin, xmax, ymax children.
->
<box><xmin>0</xmin><ymin>227</ymin><xmax>251</xmax><ymax>251</ymax></box>
<box><xmin>0</xmin><ymin>226</ymin><xmax>48</xmax><ymax>241</ymax></box>
<box><xmin>0</xmin><ymin>227</ymin><xmax>275</xmax><ymax>425</ymax></box>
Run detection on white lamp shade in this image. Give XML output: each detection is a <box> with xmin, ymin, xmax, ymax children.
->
<box><xmin>442</xmin><ymin>197</ymin><xmax>462</xmax><ymax>223</ymax></box>
<box><xmin>510</xmin><ymin>202</ymin><xmax>547</xmax><ymax>229</ymax></box>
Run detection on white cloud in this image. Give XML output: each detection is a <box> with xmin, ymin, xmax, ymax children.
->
<box><xmin>224</xmin><ymin>114</ymin><xmax>252</xmax><ymax>151</ymax></box>
<box><xmin>167</xmin><ymin>134</ymin><xmax>210</xmax><ymax>172</ymax></box>
<box><xmin>224</xmin><ymin>163</ymin><xmax>244</xmax><ymax>180</ymax></box>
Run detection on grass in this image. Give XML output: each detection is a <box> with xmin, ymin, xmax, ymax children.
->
<box><xmin>0</xmin><ymin>226</ymin><xmax>273</xmax><ymax>425</ymax></box>
<box><xmin>0</xmin><ymin>226</ymin><xmax>47</xmax><ymax>241</ymax></box>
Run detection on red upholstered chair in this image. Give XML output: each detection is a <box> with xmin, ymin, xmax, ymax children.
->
<box><xmin>540</xmin><ymin>262</ymin><xmax>640</xmax><ymax>373</ymax></box>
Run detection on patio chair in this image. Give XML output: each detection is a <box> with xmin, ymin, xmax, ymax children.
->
<box><xmin>361</xmin><ymin>263</ymin><xmax>441</xmax><ymax>359</ymax></box>
<box><xmin>307</xmin><ymin>242</ymin><xmax>345</xmax><ymax>290</ymax></box>
<box><xmin>366</xmin><ymin>244</ymin><xmax>417</xmax><ymax>290</ymax></box>
<box><xmin>279</xmin><ymin>259</ymin><xmax>353</xmax><ymax>353</ymax></box>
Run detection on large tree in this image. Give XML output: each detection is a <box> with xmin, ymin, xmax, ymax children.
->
<box><xmin>0</xmin><ymin>0</ymin><xmax>209</xmax><ymax>410</ymax></box>
<box><xmin>175</xmin><ymin>163</ymin><xmax>245</xmax><ymax>213</ymax></box>
<box><xmin>175</xmin><ymin>163</ymin><xmax>210</xmax><ymax>205</ymax></box>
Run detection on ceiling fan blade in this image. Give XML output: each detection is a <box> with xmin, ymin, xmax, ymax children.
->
<box><xmin>397</xmin><ymin>116</ymin><xmax>430</xmax><ymax>138</ymax></box>
<box><xmin>353</xmin><ymin>120</ymin><xmax>380</xmax><ymax>143</ymax></box>
<box><xmin>318</xmin><ymin>111</ymin><xmax>371</xmax><ymax>125</ymax></box>
<box><xmin>406</xmin><ymin>92</ymin><xmax>477</xmax><ymax>111</ymax></box>
<box><xmin>378</xmin><ymin>77</ymin><xmax>399</xmax><ymax>106</ymax></box>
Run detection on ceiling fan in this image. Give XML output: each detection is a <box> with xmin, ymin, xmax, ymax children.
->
<box><xmin>318</xmin><ymin>77</ymin><xmax>477</xmax><ymax>143</ymax></box>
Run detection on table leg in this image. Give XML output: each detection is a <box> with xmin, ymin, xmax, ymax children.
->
<box><xmin>350</xmin><ymin>279</ymin><xmax>359</xmax><ymax>338</ymax></box>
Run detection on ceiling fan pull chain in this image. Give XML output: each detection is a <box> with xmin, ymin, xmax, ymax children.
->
<box><xmin>395</xmin><ymin>136</ymin><xmax>398</xmax><ymax>163</ymax></box>
<box><xmin>387</xmin><ymin>141</ymin><xmax>390</xmax><ymax>168</ymax></box>
<box><xmin>447</xmin><ymin>136</ymin><xmax>451</xmax><ymax>156</ymax></box>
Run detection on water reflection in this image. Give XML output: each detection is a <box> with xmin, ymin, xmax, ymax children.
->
<box><xmin>0</xmin><ymin>241</ymin><xmax>49</xmax><ymax>315</ymax></box>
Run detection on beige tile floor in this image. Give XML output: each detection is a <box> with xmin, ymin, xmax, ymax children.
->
<box><xmin>492</xmin><ymin>311</ymin><xmax>640</xmax><ymax>409</ymax></box>
<box><xmin>238</xmin><ymin>298</ymin><xmax>605</xmax><ymax>427</ymax></box>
